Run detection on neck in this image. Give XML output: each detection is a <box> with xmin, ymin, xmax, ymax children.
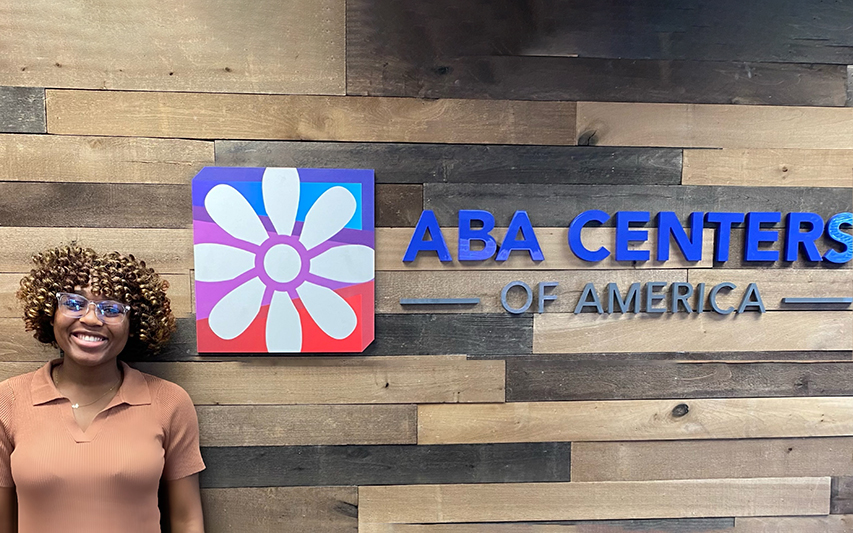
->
<box><xmin>56</xmin><ymin>357</ymin><xmax>122</xmax><ymax>388</ymax></box>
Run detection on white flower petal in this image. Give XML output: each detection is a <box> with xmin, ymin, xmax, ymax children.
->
<box><xmin>309</xmin><ymin>245</ymin><xmax>374</xmax><ymax>283</ymax></box>
<box><xmin>262</xmin><ymin>167</ymin><xmax>300</xmax><ymax>237</ymax></box>
<box><xmin>205</xmin><ymin>184</ymin><xmax>269</xmax><ymax>245</ymax></box>
<box><xmin>299</xmin><ymin>186</ymin><xmax>356</xmax><ymax>250</ymax></box>
<box><xmin>265</xmin><ymin>292</ymin><xmax>302</xmax><ymax>352</ymax></box>
<box><xmin>296</xmin><ymin>282</ymin><xmax>357</xmax><ymax>340</ymax></box>
<box><xmin>194</xmin><ymin>243</ymin><xmax>256</xmax><ymax>282</ymax></box>
<box><xmin>208</xmin><ymin>277</ymin><xmax>265</xmax><ymax>340</ymax></box>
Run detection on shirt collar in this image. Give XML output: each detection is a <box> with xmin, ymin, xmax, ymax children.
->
<box><xmin>31</xmin><ymin>359</ymin><xmax>151</xmax><ymax>407</ymax></box>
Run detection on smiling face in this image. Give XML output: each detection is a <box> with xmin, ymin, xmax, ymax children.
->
<box><xmin>52</xmin><ymin>288</ymin><xmax>130</xmax><ymax>368</ymax></box>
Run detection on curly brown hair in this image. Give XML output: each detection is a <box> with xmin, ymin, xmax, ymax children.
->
<box><xmin>16</xmin><ymin>245</ymin><xmax>176</xmax><ymax>358</ymax></box>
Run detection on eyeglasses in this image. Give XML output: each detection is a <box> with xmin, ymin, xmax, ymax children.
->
<box><xmin>55</xmin><ymin>293</ymin><xmax>131</xmax><ymax>324</ymax></box>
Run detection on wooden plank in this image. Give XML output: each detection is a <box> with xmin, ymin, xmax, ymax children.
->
<box><xmin>735</xmin><ymin>516</ymin><xmax>852</xmax><ymax>533</ymax></box>
<box><xmin>358</xmin><ymin>478</ymin><xmax>830</xmax><ymax>526</ymax></box>
<box><xmin>215</xmin><ymin>142</ymin><xmax>683</xmax><ymax>185</ymax></box>
<box><xmin>683</xmin><ymin>149</ymin><xmax>853</xmax><ymax>188</ymax></box>
<box><xmin>378</xmin><ymin>270</ymin><xmax>686</xmax><ymax>314</ymax></box>
<box><xmin>135</xmin><ymin>356</ymin><xmax>503</xmax><ymax>404</ymax></box>
<box><xmin>200</xmin><ymin>442</ymin><xmax>570</xmax><ymax>488</ymax></box>
<box><xmin>425</xmin><ymin>183</ymin><xmax>853</xmax><ymax>227</ymax></box>
<box><xmin>571</xmin><ymin>438</ymin><xmax>853</xmax><ymax>482</ymax></box>
<box><xmin>0</xmin><ymin>87</ymin><xmax>44</xmax><ymax>133</ymax></box>
<box><xmin>533</xmin><ymin>312</ymin><xmax>852</xmax><ymax>354</ymax></box>
<box><xmin>377</xmin><ymin>184</ymin><xmax>423</xmax><ymax>227</ymax></box>
<box><xmin>0</xmin><ymin>134</ymin><xmax>213</xmax><ymax>184</ymax></box>
<box><xmin>46</xmin><ymin>90</ymin><xmax>576</xmax><ymax>145</ymax></box>
<box><xmin>0</xmin><ymin>0</ymin><xmax>344</xmax><ymax>95</ymax></box>
<box><xmin>417</xmin><ymin>397</ymin><xmax>853</xmax><ymax>444</ymax></box>
<box><xmin>508</xmin><ymin>361</ymin><xmax>853</xmax><ymax>402</ymax></box>
<box><xmin>198</xmin><ymin>404</ymin><xmax>415</xmax><ymax>446</ymax></box>
<box><xmin>833</xmin><ymin>477</ymin><xmax>853</xmax><ymax>514</ymax></box>
<box><xmin>720</xmin><ymin>230</ymin><xmax>852</xmax><ymax>270</ymax></box>
<box><xmin>201</xmin><ymin>487</ymin><xmax>356</xmax><ymax>533</ymax></box>
<box><xmin>576</xmin><ymin>102</ymin><xmax>853</xmax><ymax>149</ymax></box>
<box><xmin>474</xmin><ymin>350</ymin><xmax>853</xmax><ymax>362</ymax></box>
<box><xmin>385</xmin><ymin>519</ymin><xmax>737</xmax><ymax>533</ymax></box>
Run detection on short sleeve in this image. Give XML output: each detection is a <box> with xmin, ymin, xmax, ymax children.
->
<box><xmin>159</xmin><ymin>382</ymin><xmax>205</xmax><ymax>481</ymax></box>
<box><xmin>0</xmin><ymin>381</ymin><xmax>15</xmax><ymax>487</ymax></box>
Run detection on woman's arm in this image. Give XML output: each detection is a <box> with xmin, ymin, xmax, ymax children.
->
<box><xmin>0</xmin><ymin>487</ymin><xmax>16</xmax><ymax>533</ymax></box>
<box><xmin>168</xmin><ymin>474</ymin><xmax>204</xmax><ymax>533</ymax></box>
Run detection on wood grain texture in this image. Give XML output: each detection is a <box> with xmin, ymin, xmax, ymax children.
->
<box><xmin>425</xmin><ymin>183</ymin><xmax>853</xmax><ymax>227</ymax></box>
<box><xmin>533</xmin><ymin>312</ymin><xmax>852</xmax><ymax>354</ymax></box>
<box><xmin>832</xmin><ymin>477</ymin><xmax>853</xmax><ymax>514</ymax></box>
<box><xmin>200</xmin><ymin>442</ymin><xmax>570</xmax><ymax>488</ymax></box>
<box><xmin>215</xmin><ymin>142</ymin><xmax>683</xmax><ymax>185</ymax></box>
<box><xmin>135</xmin><ymin>356</ymin><xmax>504</xmax><ymax>404</ymax></box>
<box><xmin>417</xmin><ymin>397</ymin><xmax>853</xmax><ymax>444</ymax></box>
<box><xmin>197</xmin><ymin>404</ymin><xmax>416</xmax><ymax>446</ymax></box>
<box><xmin>358</xmin><ymin>478</ymin><xmax>830</xmax><ymax>525</ymax></box>
<box><xmin>0</xmin><ymin>0</ymin><xmax>344</xmax><ymax>95</ymax></box>
<box><xmin>576</xmin><ymin>102</ymin><xmax>853</xmax><ymax>149</ymax></box>
<box><xmin>0</xmin><ymin>87</ymin><xmax>44</xmax><ymax>133</ymax></box>
<box><xmin>0</xmin><ymin>134</ymin><xmax>213</xmax><ymax>183</ymax></box>
<box><xmin>201</xmin><ymin>487</ymin><xmax>357</xmax><ymax>533</ymax></box>
<box><xmin>46</xmin><ymin>90</ymin><xmax>577</xmax><ymax>145</ymax></box>
<box><xmin>377</xmin><ymin>184</ymin><xmax>423</xmax><ymax>227</ymax></box>
<box><xmin>571</xmin><ymin>438</ymin><xmax>853</xmax><ymax>481</ymax></box>
<box><xmin>384</xmin><ymin>519</ymin><xmax>737</xmax><ymax>533</ymax></box>
<box><xmin>507</xmin><ymin>361</ymin><xmax>853</xmax><ymax>401</ymax></box>
<box><xmin>734</xmin><ymin>516</ymin><xmax>852</xmax><ymax>533</ymax></box>
<box><xmin>683</xmin><ymin>149</ymin><xmax>853</xmax><ymax>188</ymax></box>
<box><xmin>472</xmin><ymin>350</ymin><xmax>853</xmax><ymax>362</ymax></box>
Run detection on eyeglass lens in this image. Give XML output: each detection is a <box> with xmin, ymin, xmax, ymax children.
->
<box><xmin>57</xmin><ymin>293</ymin><xmax>129</xmax><ymax>323</ymax></box>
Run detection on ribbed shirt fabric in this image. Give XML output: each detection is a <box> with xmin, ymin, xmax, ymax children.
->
<box><xmin>0</xmin><ymin>359</ymin><xmax>205</xmax><ymax>533</ymax></box>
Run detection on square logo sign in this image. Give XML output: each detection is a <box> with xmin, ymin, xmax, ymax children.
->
<box><xmin>192</xmin><ymin>167</ymin><xmax>375</xmax><ymax>353</ymax></box>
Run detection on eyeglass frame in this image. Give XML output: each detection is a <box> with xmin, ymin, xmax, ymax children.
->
<box><xmin>54</xmin><ymin>292</ymin><xmax>132</xmax><ymax>324</ymax></box>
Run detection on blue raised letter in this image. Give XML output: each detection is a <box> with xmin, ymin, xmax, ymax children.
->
<box><xmin>615</xmin><ymin>211</ymin><xmax>650</xmax><ymax>261</ymax></box>
<box><xmin>824</xmin><ymin>212</ymin><xmax>853</xmax><ymax>264</ymax></box>
<box><xmin>403</xmin><ymin>210</ymin><xmax>452</xmax><ymax>262</ymax></box>
<box><xmin>657</xmin><ymin>211</ymin><xmax>703</xmax><ymax>262</ymax></box>
<box><xmin>568</xmin><ymin>210</ymin><xmax>610</xmax><ymax>262</ymax></box>
<box><xmin>458</xmin><ymin>210</ymin><xmax>497</xmax><ymax>261</ymax></box>
<box><xmin>744</xmin><ymin>212</ymin><xmax>781</xmax><ymax>262</ymax></box>
<box><xmin>784</xmin><ymin>213</ymin><xmax>823</xmax><ymax>262</ymax></box>
<box><xmin>705</xmin><ymin>212</ymin><xmax>744</xmax><ymax>262</ymax></box>
<box><xmin>496</xmin><ymin>211</ymin><xmax>544</xmax><ymax>261</ymax></box>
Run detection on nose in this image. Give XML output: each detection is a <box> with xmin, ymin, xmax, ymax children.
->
<box><xmin>78</xmin><ymin>302</ymin><xmax>104</xmax><ymax>325</ymax></box>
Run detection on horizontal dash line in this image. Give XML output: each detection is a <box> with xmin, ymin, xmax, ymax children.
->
<box><xmin>782</xmin><ymin>297</ymin><xmax>853</xmax><ymax>304</ymax></box>
<box><xmin>400</xmin><ymin>298</ymin><xmax>481</xmax><ymax>305</ymax></box>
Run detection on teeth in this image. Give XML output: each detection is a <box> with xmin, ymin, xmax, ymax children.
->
<box><xmin>76</xmin><ymin>334</ymin><xmax>106</xmax><ymax>342</ymax></box>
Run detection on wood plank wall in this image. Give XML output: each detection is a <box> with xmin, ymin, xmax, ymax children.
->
<box><xmin>1</xmin><ymin>0</ymin><xmax>852</xmax><ymax>531</ymax></box>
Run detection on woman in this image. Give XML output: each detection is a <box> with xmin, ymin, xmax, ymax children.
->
<box><xmin>0</xmin><ymin>246</ymin><xmax>205</xmax><ymax>532</ymax></box>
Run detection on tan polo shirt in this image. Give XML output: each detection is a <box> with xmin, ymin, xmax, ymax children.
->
<box><xmin>0</xmin><ymin>360</ymin><xmax>205</xmax><ymax>533</ymax></box>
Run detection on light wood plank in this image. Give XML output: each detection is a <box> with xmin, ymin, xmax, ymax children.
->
<box><xmin>202</xmin><ymin>487</ymin><xmax>356</xmax><ymax>533</ymax></box>
<box><xmin>571</xmin><ymin>438</ymin><xmax>853</xmax><ymax>481</ymax></box>
<box><xmin>577</xmin><ymin>102</ymin><xmax>853</xmax><ymax>149</ymax></box>
<box><xmin>45</xmin><ymin>90</ymin><xmax>576</xmax><ymax>145</ymax></box>
<box><xmin>0</xmin><ymin>362</ymin><xmax>44</xmax><ymax>381</ymax></box>
<box><xmin>683</xmin><ymin>149</ymin><xmax>853</xmax><ymax>187</ymax></box>
<box><xmin>533</xmin><ymin>312</ymin><xmax>851</xmax><ymax>354</ymax></box>
<box><xmin>0</xmin><ymin>134</ymin><xmax>213</xmax><ymax>183</ymax></box>
<box><xmin>358</xmin><ymin>478</ymin><xmax>830</xmax><ymax>526</ymax></box>
<box><xmin>197</xmin><ymin>404</ymin><xmax>415</xmax><ymax>446</ymax></box>
<box><xmin>0</xmin><ymin>0</ymin><xmax>344</xmax><ymax>95</ymax></box>
<box><xmin>417</xmin><ymin>397</ymin><xmax>853</xmax><ymax>444</ymax></box>
<box><xmin>136</xmin><ymin>356</ymin><xmax>504</xmax><ymax>405</ymax></box>
<box><xmin>383</xmin><ymin>520</ymin><xmax>736</xmax><ymax>533</ymax></box>
<box><xmin>734</xmin><ymin>515</ymin><xmax>852</xmax><ymax>532</ymax></box>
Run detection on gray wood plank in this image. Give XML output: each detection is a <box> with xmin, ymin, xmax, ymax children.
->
<box><xmin>507</xmin><ymin>361</ymin><xmax>853</xmax><ymax>402</ymax></box>
<box><xmin>832</xmin><ymin>477</ymin><xmax>853</xmax><ymax>514</ymax></box>
<box><xmin>0</xmin><ymin>87</ymin><xmax>45</xmax><ymax>133</ymax></box>
<box><xmin>215</xmin><ymin>141</ymin><xmax>683</xmax><ymax>185</ymax></box>
<box><xmin>199</xmin><ymin>442</ymin><xmax>571</xmax><ymax>488</ymax></box>
<box><xmin>470</xmin><ymin>351</ymin><xmax>853</xmax><ymax>362</ymax></box>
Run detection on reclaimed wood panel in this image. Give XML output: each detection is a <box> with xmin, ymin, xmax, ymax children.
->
<box><xmin>197</xmin><ymin>404</ymin><xmax>416</xmax><ymax>446</ymax></box>
<box><xmin>417</xmin><ymin>397</ymin><xmax>853</xmax><ymax>444</ymax></box>
<box><xmin>215</xmin><ymin>142</ymin><xmax>683</xmax><ymax>185</ymax></box>
<box><xmin>533</xmin><ymin>312</ymin><xmax>852</xmax><ymax>354</ymax></box>
<box><xmin>0</xmin><ymin>362</ymin><xmax>44</xmax><ymax>381</ymax></box>
<box><xmin>735</xmin><ymin>516</ymin><xmax>852</xmax><ymax>533</ymax></box>
<box><xmin>576</xmin><ymin>102</ymin><xmax>853</xmax><ymax>149</ymax></box>
<box><xmin>0</xmin><ymin>87</ymin><xmax>44</xmax><ymax>133</ymax></box>
<box><xmin>358</xmin><ymin>478</ymin><xmax>830</xmax><ymax>526</ymax></box>
<box><xmin>833</xmin><ymin>477</ymin><xmax>853</xmax><ymax>514</ymax></box>
<box><xmin>683</xmin><ymin>149</ymin><xmax>853</xmax><ymax>188</ymax></box>
<box><xmin>378</xmin><ymin>270</ymin><xmax>686</xmax><ymax>314</ymax></box>
<box><xmin>136</xmin><ymin>356</ymin><xmax>504</xmax><ymax>404</ymax></box>
<box><xmin>200</xmin><ymin>442</ymin><xmax>570</xmax><ymax>488</ymax></box>
<box><xmin>201</xmin><ymin>487</ymin><xmax>356</xmax><ymax>533</ymax></box>
<box><xmin>384</xmin><ymin>519</ymin><xmax>737</xmax><ymax>533</ymax></box>
<box><xmin>0</xmin><ymin>134</ymin><xmax>213</xmax><ymax>184</ymax></box>
<box><xmin>425</xmin><ymin>183</ymin><xmax>852</xmax><ymax>227</ymax></box>
<box><xmin>507</xmin><ymin>362</ymin><xmax>853</xmax><ymax>402</ymax></box>
<box><xmin>571</xmin><ymin>438</ymin><xmax>853</xmax><ymax>481</ymax></box>
<box><xmin>46</xmin><ymin>90</ymin><xmax>577</xmax><ymax>145</ymax></box>
<box><xmin>0</xmin><ymin>0</ymin><xmax>344</xmax><ymax>95</ymax></box>
<box><xmin>377</xmin><ymin>185</ymin><xmax>423</xmax><ymax>227</ymax></box>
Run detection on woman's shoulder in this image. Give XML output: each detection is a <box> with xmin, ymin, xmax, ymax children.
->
<box><xmin>0</xmin><ymin>365</ymin><xmax>45</xmax><ymax>404</ymax></box>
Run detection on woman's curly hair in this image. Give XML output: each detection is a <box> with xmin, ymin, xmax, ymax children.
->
<box><xmin>16</xmin><ymin>245</ymin><xmax>176</xmax><ymax>358</ymax></box>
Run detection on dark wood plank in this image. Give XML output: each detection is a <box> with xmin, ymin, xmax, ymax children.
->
<box><xmin>847</xmin><ymin>66</ymin><xmax>853</xmax><ymax>106</ymax></box>
<box><xmin>199</xmin><ymin>442</ymin><xmax>571</xmax><ymax>488</ymax></box>
<box><xmin>0</xmin><ymin>87</ymin><xmax>45</xmax><ymax>133</ymax></box>
<box><xmin>215</xmin><ymin>141</ymin><xmax>683</xmax><ymax>185</ymax></box>
<box><xmin>387</xmin><ymin>518</ymin><xmax>736</xmax><ymax>532</ymax></box>
<box><xmin>378</xmin><ymin>184</ymin><xmax>423</xmax><ymax>226</ymax></box>
<box><xmin>507</xmin><ymin>361</ymin><xmax>853</xmax><ymax>402</ymax></box>
<box><xmin>425</xmin><ymin>184</ymin><xmax>853</xmax><ymax>228</ymax></box>
<box><xmin>832</xmin><ymin>477</ymin><xmax>853</xmax><ymax>514</ymax></box>
<box><xmin>471</xmin><ymin>351</ymin><xmax>853</xmax><ymax>362</ymax></box>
